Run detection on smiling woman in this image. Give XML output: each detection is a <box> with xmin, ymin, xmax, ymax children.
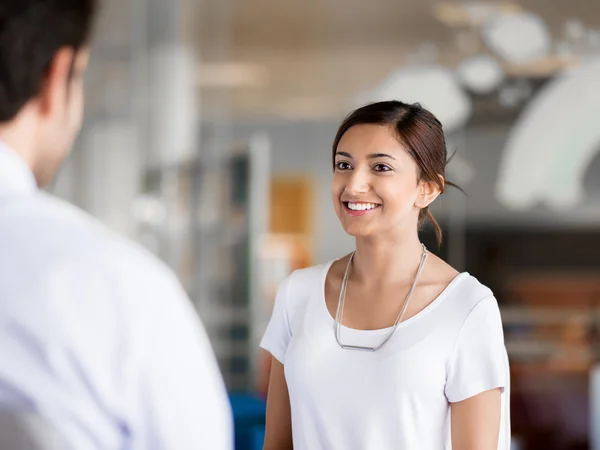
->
<box><xmin>331</xmin><ymin>101</ymin><xmax>453</xmax><ymax>245</ymax></box>
<box><xmin>260</xmin><ymin>101</ymin><xmax>511</xmax><ymax>450</ymax></box>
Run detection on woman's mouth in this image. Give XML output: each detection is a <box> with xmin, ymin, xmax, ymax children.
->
<box><xmin>343</xmin><ymin>201</ymin><xmax>382</xmax><ymax>216</ymax></box>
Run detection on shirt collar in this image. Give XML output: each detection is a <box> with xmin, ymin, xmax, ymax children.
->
<box><xmin>0</xmin><ymin>140</ymin><xmax>38</xmax><ymax>196</ymax></box>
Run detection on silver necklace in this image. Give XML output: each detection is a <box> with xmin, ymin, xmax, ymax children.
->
<box><xmin>334</xmin><ymin>244</ymin><xmax>428</xmax><ymax>352</ymax></box>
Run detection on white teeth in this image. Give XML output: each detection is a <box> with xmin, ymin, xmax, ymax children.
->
<box><xmin>347</xmin><ymin>202</ymin><xmax>378</xmax><ymax>211</ymax></box>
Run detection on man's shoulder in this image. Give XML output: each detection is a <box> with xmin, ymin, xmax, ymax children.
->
<box><xmin>2</xmin><ymin>192</ymin><xmax>174</xmax><ymax>283</ymax></box>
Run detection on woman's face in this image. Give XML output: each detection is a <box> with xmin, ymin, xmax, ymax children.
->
<box><xmin>332</xmin><ymin>124</ymin><xmax>433</xmax><ymax>239</ymax></box>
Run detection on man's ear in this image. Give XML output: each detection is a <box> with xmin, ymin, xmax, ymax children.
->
<box><xmin>37</xmin><ymin>47</ymin><xmax>75</xmax><ymax>117</ymax></box>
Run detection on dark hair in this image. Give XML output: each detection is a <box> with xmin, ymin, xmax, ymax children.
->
<box><xmin>0</xmin><ymin>0</ymin><xmax>97</xmax><ymax>122</ymax></box>
<box><xmin>332</xmin><ymin>100</ymin><xmax>458</xmax><ymax>246</ymax></box>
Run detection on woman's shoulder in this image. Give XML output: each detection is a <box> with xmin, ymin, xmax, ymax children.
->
<box><xmin>424</xmin><ymin>251</ymin><xmax>460</xmax><ymax>284</ymax></box>
<box><xmin>416</xmin><ymin>254</ymin><xmax>497</xmax><ymax>328</ymax></box>
<box><xmin>286</xmin><ymin>260</ymin><xmax>335</xmax><ymax>289</ymax></box>
<box><xmin>443</xmin><ymin>271</ymin><xmax>497</xmax><ymax>319</ymax></box>
<box><xmin>425</xmin><ymin>252</ymin><xmax>493</xmax><ymax>301</ymax></box>
<box><xmin>272</xmin><ymin>262</ymin><xmax>334</xmax><ymax>324</ymax></box>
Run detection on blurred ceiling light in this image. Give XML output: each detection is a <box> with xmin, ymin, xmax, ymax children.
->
<box><xmin>482</xmin><ymin>12</ymin><xmax>551</xmax><ymax>64</ymax></box>
<box><xmin>354</xmin><ymin>65</ymin><xmax>472</xmax><ymax>133</ymax></box>
<box><xmin>196</xmin><ymin>62</ymin><xmax>270</xmax><ymax>88</ymax></box>
<box><xmin>433</xmin><ymin>2</ymin><xmax>522</xmax><ymax>27</ymax></box>
<box><xmin>456</xmin><ymin>54</ymin><xmax>505</xmax><ymax>94</ymax></box>
<box><xmin>496</xmin><ymin>58</ymin><xmax>600</xmax><ymax>210</ymax></box>
<box><xmin>564</xmin><ymin>19</ymin><xmax>587</xmax><ymax>43</ymax></box>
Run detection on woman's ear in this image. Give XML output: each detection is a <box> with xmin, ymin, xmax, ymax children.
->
<box><xmin>416</xmin><ymin>178</ymin><xmax>442</xmax><ymax>209</ymax></box>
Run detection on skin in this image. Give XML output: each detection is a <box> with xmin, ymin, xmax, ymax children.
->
<box><xmin>0</xmin><ymin>46</ymin><xmax>90</xmax><ymax>187</ymax></box>
<box><xmin>264</xmin><ymin>124</ymin><xmax>501</xmax><ymax>450</ymax></box>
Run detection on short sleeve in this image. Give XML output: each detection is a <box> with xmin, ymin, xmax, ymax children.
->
<box><xmin>260</xmin><ymin>275</ymin><xmax>293</xmax><ymax>364</ymax></box>
<box><xmin>445</xmin><ymin>296</ymin><xmax>509</xmax><ymax>403</ymax></box>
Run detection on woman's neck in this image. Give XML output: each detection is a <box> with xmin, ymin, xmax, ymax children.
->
<box><xmin>352</xmin><ymin>231</ymin><xmax>426</xmax><ymax>285</ymax></box>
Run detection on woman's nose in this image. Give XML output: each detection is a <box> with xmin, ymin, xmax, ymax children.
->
<box><xmin>345</xmin><ymin>169</ymin><xmax>370</xmax><ymax>195</ymax></box>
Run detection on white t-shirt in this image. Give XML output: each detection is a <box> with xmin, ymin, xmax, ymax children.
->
<box><xmin>260</xmin><ymin>261</ymin><xmax>510</xmax><ymax>450</ymax></box>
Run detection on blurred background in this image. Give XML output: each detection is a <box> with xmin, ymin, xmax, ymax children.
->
<box><xmin>50</xmin><ymin>0</ymin><xmax>600</xmax><ymax>449</ymax></box>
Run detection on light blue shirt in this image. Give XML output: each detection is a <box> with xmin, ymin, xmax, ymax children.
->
<box><xmin>0</xmin><ymin>142</ymin><xmax>233</xmax><ymax>449</ymax></box>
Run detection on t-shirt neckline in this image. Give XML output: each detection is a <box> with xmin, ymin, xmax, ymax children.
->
<box><xmin>320</xmin><ymin>258</ymin><xmax>469</xmax><ymax>335</ymax></box>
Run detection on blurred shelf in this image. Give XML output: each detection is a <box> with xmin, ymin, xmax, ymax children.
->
<box><xmin>501</xmin><ymin>306</ymin><xmax>598</xmax><ymax>325</ymax></box>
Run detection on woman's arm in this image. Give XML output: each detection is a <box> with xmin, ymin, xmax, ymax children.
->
<box><xmin>451</xmin><ymin>388</ymin><xmax>502</xmax><ymax>450</ymax></box>
<box><xmin>263</xmin><ymin>358</ymin><xmax>293</xmax><ymax>450</ymax></box>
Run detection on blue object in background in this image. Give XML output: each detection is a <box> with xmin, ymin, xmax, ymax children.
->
<box><xmin>251</xmin><ymin>425</ymin><xmax>266</xmax><ymax>450</ymax></box>
<box><xmin>229</xmin><ymin>393</ymin><xmax>267</xmax><ymax>450</ymax></box>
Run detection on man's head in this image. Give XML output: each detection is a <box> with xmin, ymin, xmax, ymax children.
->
<box><xmin>0</xmin><ymin>0</ymin><xmax>97</xmax><ymax>187</ymax></box>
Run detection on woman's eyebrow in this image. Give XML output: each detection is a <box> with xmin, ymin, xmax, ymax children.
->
<box><xmin>334</xmin><ymin>151</ymin><xmax>396</xmax><ymax>160</ymax></box>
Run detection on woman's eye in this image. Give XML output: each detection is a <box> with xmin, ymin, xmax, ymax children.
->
<box><xmin>335</xmin><ymin>161</ymin><xmax>352</xmax><ymax>170</ymax></box>
<box><xmin>374</xmin><ymin>164</ymin><xmax>392</xmax><ymax>172</ymax></box>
